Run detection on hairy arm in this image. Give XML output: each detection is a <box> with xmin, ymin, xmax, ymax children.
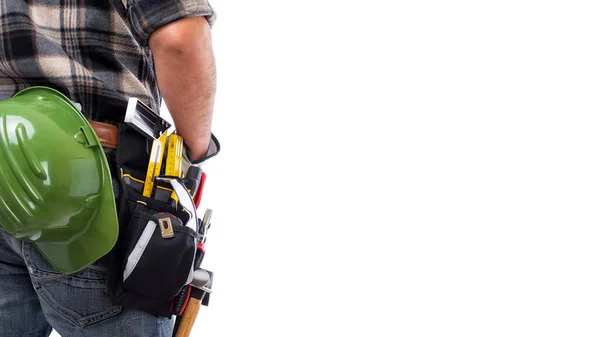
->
<box><xmin>149</xmin><ymin>16</ymin><xmax>216</xmax><ymax>161</ymax></box>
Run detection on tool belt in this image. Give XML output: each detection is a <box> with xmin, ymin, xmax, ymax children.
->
<box><xmin>89</xmin><ymin>120</ymin><xmax>118</xmax><ymax>149</ymax></box>
<box><xmin>104</xmin><ymin>123</ymin><xmax>214</xmax><ymax>317</ymax></box>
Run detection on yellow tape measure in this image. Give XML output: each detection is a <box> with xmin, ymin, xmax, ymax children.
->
<box><xmin>142</xmin><ymin>132</ymin><xmax>168</xmax><ymax>197</ymax></box>
<box><xmin>165</xmin><ymin>134</ymin><xmax>184</xmax><ymax>177</ymax></box>
<box><xmin>164</xmin><ymin>134</ymin><xmax>184</xmax><ymax>204</ymax></box>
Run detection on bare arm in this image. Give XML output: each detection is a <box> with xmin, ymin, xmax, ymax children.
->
<box><xmin>149</xmin><ymin>16</ymin><xmax>216</xmax><ymax>161</ymax></box>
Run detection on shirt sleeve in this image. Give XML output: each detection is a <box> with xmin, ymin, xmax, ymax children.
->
<box><xmin>127</xmin><ymin>0</ymin><xmax>216</xmax><ymax>46</ymax></box>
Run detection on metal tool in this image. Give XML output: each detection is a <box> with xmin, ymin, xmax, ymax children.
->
<box><xmin>168</xmin><ymin>174</ymin><xmax>214</xmax><ymax>337</ymax></box>
<box><xmin>155</xmin><ymin>177</ymin><xmax>197</xmax><ymax>231</ymax></box>
<box><xmin>190</xmin><ymin>269</ymin><xmax>212</xmax><ymax>294</ymax></box>
<box><xmin>200</xmin><ymin>209</ymin><xmax>212</xmax><ymax>244</ymax></box>
<box><xmin>174</xmin><ymin>269</ymin><xmax>213</xmax><ymax>337</ymax></box>
<box><xmin>124</xmin><ymin>98</ymin><xmax>171</xmax><ymax>139</ymax></box>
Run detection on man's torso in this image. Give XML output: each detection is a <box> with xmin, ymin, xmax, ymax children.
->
<box><xmin>0</xmin><ymin>0</ymin><xmax>160</xmax><ymax>121</ymax></box>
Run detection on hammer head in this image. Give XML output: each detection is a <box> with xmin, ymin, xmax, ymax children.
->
<box><xmin>191</xmin><ymin>268</ymin><xmax>213</xmax><ymax>293</ymax></box>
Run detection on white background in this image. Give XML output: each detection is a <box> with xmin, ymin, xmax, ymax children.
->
<box><xmin>54</xmin><ymin>1</ymin><xmax>600</xmax><ymax>336</ymax></box>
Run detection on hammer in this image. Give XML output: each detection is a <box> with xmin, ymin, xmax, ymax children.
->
<box><xmin>174</xmin><ymin>269</ymin><xmax>213</xmax><ymax>337</ymax></box>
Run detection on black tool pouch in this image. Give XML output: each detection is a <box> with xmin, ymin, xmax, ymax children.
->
<box><xmin>106</xmin><ymin>123</ymin><xmax>199</xmax><ymax>317</ymax></box>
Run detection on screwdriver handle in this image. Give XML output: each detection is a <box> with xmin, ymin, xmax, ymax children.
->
<box><xmin>183</xmin><ymin>166</ymin><xmax>202</xmax><ymax>197</ymax></box>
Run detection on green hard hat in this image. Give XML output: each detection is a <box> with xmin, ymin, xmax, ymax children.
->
<box><xmin>0</xmin><ymin>86</ymin><xmax>118</xmax><ymax>273</ymax></box>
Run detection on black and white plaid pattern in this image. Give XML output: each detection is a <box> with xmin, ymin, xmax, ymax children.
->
<box><xmin>0</xmin><ymin>0</ymin><xmax>215</xmax><ymax>122</ymax></box>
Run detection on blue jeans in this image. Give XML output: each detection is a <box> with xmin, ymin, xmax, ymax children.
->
<box><xmin>0</xmin><ymin>230</ymin><xmax>173</xmax><ymax>337</ymax></box>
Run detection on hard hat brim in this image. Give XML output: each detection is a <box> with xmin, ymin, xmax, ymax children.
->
<box><xmin>33</xmin><ymin>170</ymin><xmax>119</xmax><ymax>273</ymax></box>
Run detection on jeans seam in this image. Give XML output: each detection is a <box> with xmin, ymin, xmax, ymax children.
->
<box><xmin>30</xmin><ymin>273</ymin><xmax>67</xmax><ymax>282</ymax></box>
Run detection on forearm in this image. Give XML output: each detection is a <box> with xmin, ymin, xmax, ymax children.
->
<box><xmin>150</xmin><ymin>16</ymin><xmax>216</xmax><ymax>161</ymax></box>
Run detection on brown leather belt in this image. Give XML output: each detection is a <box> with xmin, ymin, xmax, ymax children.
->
<box><xmin>89</xmin><ymin>120</ymin><xmax>118</xmax><ymax>149</ymax></box>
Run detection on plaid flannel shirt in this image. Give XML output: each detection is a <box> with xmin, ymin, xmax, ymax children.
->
<box><xmin>0</xmin><ymin>0</ymin><xmax>215</xmax><ymax>122</ymax></box>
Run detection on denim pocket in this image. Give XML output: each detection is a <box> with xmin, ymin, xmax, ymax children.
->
<box><xmin>23</xmin><ymin>244</ymin><xmax>122</xmax><ymax>327</ymax></box>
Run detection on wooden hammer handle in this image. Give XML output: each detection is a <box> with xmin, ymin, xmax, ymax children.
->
<box><xmin>175</xmin><ymin>297</ymin><xmax>201</xmax><ymax>337</ymax></box>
